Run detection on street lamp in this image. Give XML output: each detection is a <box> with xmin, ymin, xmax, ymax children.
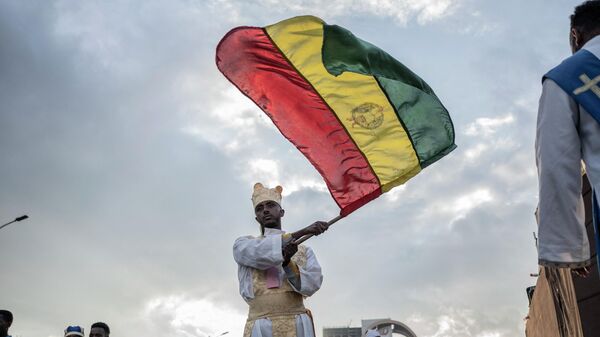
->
<box><xmin>209</xmin><ymin>332</ymin><xmax>229</xmax><ymax>337</ymax></box>
<box><xmin>0</xmin><ymin>215</ymin><xmax>29</xmax><ymax>231</ymax></box>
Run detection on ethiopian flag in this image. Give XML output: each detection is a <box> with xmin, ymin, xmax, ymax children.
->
<box><xmin>216</xmin><ymin>16</ymin><xmax>456</xmax><ymax>216</ymax></box>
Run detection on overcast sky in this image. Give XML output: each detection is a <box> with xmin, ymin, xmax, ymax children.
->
<box><xmin>0</xmin><ymin>1</ymin><xmax>583</xmax><ymax>336</ymax></box>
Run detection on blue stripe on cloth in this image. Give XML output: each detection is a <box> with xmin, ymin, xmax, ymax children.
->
<box><xmin>544</xmin><ymin>49</ymin><xmax>600</xmax><ymax>125</ymax></box>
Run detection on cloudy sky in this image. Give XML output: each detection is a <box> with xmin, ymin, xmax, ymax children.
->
<box><xmin>0</xmin><ymin>0</ymin><xmax>583</xmax><ymax>336</ymax></box>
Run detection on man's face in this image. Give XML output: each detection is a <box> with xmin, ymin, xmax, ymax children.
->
<box><xmin>89</xmin><ymin>327</ymin><xmax>106</xmax><ymax>337</ymax></box>
<box><xmin>254</xmin><ymin>200</ymin><xmax>284</xmax><ymax>229</ymax></box>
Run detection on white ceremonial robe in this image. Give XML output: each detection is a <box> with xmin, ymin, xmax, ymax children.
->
<box><xmin>233</xmin><ymin>228</ymin><xmax>323</xmax><ymax>337</ymax></box>
<box><xmin>536</xmin><ymin>35</ymin><xmax>600</xmax><ymax>266</ymax></box>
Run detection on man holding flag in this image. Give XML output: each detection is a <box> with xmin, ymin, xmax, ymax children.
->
<box><xmin>233</xmin><ymin>183</ymin><xmax>328</xmax><ymax>337</ymax></box>
<box><xmin>219</xmin><ymin>13</ymin><xmax>456</xmax><ymax>334</ymax></box>
<box><xmin>536</xmin><ymin>0</ymin><xmax>600</xmax><ymax>276</ymax></box>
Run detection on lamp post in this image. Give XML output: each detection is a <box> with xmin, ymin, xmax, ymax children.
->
<box><xmin>0</xmin><ymin>215</ymin><xmax>29</xmax><ymax>231</ymax></box>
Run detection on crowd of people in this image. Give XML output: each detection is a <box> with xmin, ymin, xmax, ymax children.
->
<box><xmin>0</xmin><ymin>310</ymin><xmax>110</xmax><ymax>337</ymax></box>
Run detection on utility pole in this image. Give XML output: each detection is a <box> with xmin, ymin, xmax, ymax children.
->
<box><xmin>0</xmin><ymin>215</ymin><xmax>29</xmax><ymax>231</ymax></box>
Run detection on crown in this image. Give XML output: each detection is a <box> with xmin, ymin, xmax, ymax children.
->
<box><xmin>252</xmin><ymin>183</ymin><xmax>283</xmax><ymax>208</ymax></box>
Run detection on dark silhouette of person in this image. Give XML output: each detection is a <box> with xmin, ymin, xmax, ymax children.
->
<box><xmin>89</xmin><ymin>322</ymin><xmax>110</xmax><ymax>337</ymax></box>
<box><xmin>0</xmin><ymin>310</ymin><xmax>13</xmax><ymax>337</ymax></box>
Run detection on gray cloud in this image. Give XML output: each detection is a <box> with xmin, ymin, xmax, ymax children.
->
<box><xmin>0</xmin><ymin>0</ymin><xmax>583</xmax><ymax>336</ymax></box>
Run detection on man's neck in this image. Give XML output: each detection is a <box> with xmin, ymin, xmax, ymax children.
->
<box><xmin>580</xmin><ymin>33</ymin><xmax>600</xmax><ymax>51</ymax></box>
<box><xmin>262</xmin><ymin>226</ymin><xmax>283</xmax><ymax>235</ymax></box>
<box><xmin>262</xmin><ymin>224</ymin><xmax>282</xmax><ymax>234</ymax></box>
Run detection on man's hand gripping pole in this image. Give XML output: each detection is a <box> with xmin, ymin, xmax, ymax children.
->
<box><xmin>291</xmin><ymin>215</ymin><xmax>343</xmax><ymax>245</ymax></box>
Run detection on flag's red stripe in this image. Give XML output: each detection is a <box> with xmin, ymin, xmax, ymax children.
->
<box><xmin>216</xmin><ymin>27</ymin><xmax>381</xmax><ymax>214</ymax></box>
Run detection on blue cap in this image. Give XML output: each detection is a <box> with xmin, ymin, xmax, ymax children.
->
<box><xmin>65</xmin><ymin>326</ymin><xmax>84</xmax><ymax>337</ymax></box>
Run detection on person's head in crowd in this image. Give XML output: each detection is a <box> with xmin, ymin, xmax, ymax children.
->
<box><xmin>64</xmin><ymin>326</ymin><xmax>84</xmax><ymax>337</ymax></box>
<box><xmin>569</xmin><ymin>0</ymin><xmax>600</xmax><ymax>53</ymax></box>
<box><xmin>0</xmin><ymin>310</ymin><xmax>13</xmax><ymax>337</ymax></box>
<box><xmin>89</xmin><ymin>322</ymin><xmax>110</xmax><ymax>337</ymax></box>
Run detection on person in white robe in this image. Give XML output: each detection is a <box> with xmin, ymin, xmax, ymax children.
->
<box><xmin>233</xmin><ymin>183</ymin><xmax>328</xmax><ymax>337</ymax></box>
<box><xmin>536</xmin><ymin>0</ymin><xmax>600</xmax><ymax>276</ymax></box>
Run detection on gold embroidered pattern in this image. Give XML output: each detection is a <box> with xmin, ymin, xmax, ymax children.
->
<box><xmin>244</xmin><ymin>244</ymin><xmax>310</xmax><ymax>337</ymax></box>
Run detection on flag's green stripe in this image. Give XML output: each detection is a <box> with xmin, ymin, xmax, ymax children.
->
<box><xmin>377</xmin><ymin>76</ymin><xmax>456</xmax><ymax>167</ymax></box>
<box><xmin>322</xmin><ymin>24</ymin><xmax>456</xmax><ymax>167</ymax></box>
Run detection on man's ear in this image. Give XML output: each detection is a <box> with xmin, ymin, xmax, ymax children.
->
<box><xmin>280</xmin><ymin>209</ymin><xmax>285</xmax><ymax>217</ymax></box>
<box><xmin>571</xmin><ymin>27</ymin><xmax>583</xmax><ymax>50</ymax></box>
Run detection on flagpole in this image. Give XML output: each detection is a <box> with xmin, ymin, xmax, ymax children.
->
<box><xmin>292</xmin><ymin>215</ymin><xmax>343</xmax><ymax>245</ymax></box>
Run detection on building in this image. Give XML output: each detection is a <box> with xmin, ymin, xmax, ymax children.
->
<box><xmin>322</xmin><ymin>326</ymin><xmax>362</xmax><ymax>337</ymax></box>
<box><xmin>324</xmin><ymin>319</ymin><xmax>417</xmax><ymax>337</ymax></box>
<box><xmin>526</xmin><ymin>174</ymin><xmax>600</xmax><ymax>337</ymax></box>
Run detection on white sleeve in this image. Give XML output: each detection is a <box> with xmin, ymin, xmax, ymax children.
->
<box><xmin>293</xmin><ymin>246</ymin><xmax>323</xmax><ymax>296</ymax></box>
<box><xmin>535</xmin><ymin>79</ymin><xmax>590</xmax><ymax>266</ymax></box>
<box><xmin>233</xmin><ymin>235</ymin><xmax>284</xmax><ymax>270</ymax></box>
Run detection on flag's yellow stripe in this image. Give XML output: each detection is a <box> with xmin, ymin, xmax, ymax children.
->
<box><xmin>266</xmin><ymin>16</ymin><xmax>420</xmax><ymax>191</ymax></box>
